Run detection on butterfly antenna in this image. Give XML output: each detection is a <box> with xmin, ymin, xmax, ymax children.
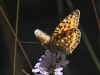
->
<box><xmin>21</xmin><ymin>41</ymin><xmax>41</xmax><ymax>44</ymax></box>
<box><xmin>92</xmin><ymin>0</ymin><xmax>100</xmax><ymax>30</ymax></box>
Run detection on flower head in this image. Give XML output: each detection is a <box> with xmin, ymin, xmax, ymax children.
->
<box><xmin>32</xmin><ymin>50</ymin><xmax>69</xmax><ymax>75</ymax></box>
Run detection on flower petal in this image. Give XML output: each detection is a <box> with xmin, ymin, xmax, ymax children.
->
<box><xmin>45</xmin><ymin>50</ymin><xmax>52</xmax><ymax>58</ymax></box>
<box><xmin>40</xmin><ymin>60</ymin><xmax>49</xmax><ymax>69</ymax></box>
<box><xmin>62</xmin><ymin>60</ymin><xmax>69</xmax><ymax>66</ymax></box>
<box><xmin>54</xmin><ymin>71</ymin><xmax>63</xmax><ymax>75</ymax></box>
<box><xmin>32</xmin><ymin>69</ymin><xmax>40</xmax><ymax>73</ymax></box>
<box><xmin>40</xmin><ymin>70</ymin><xmax>49</xmax><ymax>75</ymax></box>
<box><xmin>54</xmin><ymin>67</ymin><xmax>63</xmax><ymax>75</ymax></box>
<box><xmin>52</xmin><ymin>53</ymin><xmax>56</xmax><ymax>66</ymax></box>
<box><xmin>35</xmin><ymin>74</ymin><xmax>42</xmax><ymax>75</ymax></box>
<box><xmin>39</xmin><ymin>58</ymin><xmax>42</xmax><ymax>61</ymax></box>
<box><xmin>34</xmin><ymin>63</ymin><xmax>40</xmax><ymax>68</ymax></box>
<box><xmin>55</xmin><ymin>67</ymin><xmax>63</xmax><ymax>72</ymax></box>
<box><xmin>44</xmin><ymin>50</ymin><xmax>52</xmax><ymax>66</ymax></box>
<box><xmin>41</xmin><ymin>55</ymin><xmax>46</xmax><ymax>58</ymax></box>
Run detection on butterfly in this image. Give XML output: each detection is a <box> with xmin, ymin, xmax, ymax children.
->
<box><xmin>34</xmin><ymin>10</ymin><xmax>81</xmax><ymax>54</ymax></box>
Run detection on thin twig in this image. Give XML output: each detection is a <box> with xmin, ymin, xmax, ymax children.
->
<box><xmin>21</xmin><ymin>41</ymin><xmax>40</xmax><ymax>44</ymax></box>
<box><xmin>0</xmin><ymin>6</ymin><xmax>33</xmax><ymax>72</ymax></box>
<box><xmin>22</xmin><ymin>69</ymin><xmax>30</xmax><ymax>75</ymax></box>
<box><xmin>13</xmin><ymin>0</ymin><xmax>20</xmax><ymax>75</ymax></box>
<box><xmin>92</xmin><ymin>0</ymin><xmax>100</xmax><ymax>30</ymax></box>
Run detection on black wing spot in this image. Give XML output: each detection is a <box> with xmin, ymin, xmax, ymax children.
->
<box><xmin>66</xmin><ymin>17</ymin><xmax>68</xmax><ymax>19</ymax></box>
<box><xmin>66</xmin><ymin>21</ymin><xmax>68</xmax><ymax>23</ymax></box>
<box><xmin>55</xmin><ymin>29</ymin><xmax>59</xmax><ymax>31</ymax></box>
<box><xmin>68</xmin><ymin>26</ymin><xmax>70</xmax><ymax>28</ymax></box>
<box><xmin>64</xmin><ymin>31</ymin><xmax>67</xmax><ymax>35</ymax></box>
<box><xmin>70</xmin><ymin>41</ymin><xmax>72</xmax><ymax>43</ymax></box>
<box><xmin>54</xmin><ymin>32</ymin><xmax>59</xmax><ymax>34</ymax></box>
<box><xmin>70</xmin><ymin>35</ymin><xmax>73</xmax><ymax>37</ymax></box>
<box><xmin>77</xmin><ymin>37</ymin><xmax>81</xmax><ymax>39</ymax></box>
<box><xmin>64</xmin><ymin>25</ymin><xmax>66</xmax><ymax>28</ymax></box>
<box><xmin>76</xmin><ymin>35</ymin><xmax>78</xmax><ymax>37</ymax></box>
<box><xmin>62</xmin><ymin>21</ymin><xmax>66</xmax><ymax>23</ymax></box>
<box><xmin>75</xmin><ymin>39</ymin><xmax>77</xmax><ymax>41</ymax></box>
<box><xmin>77</xmin><ymin>40</ymin><xmax>80</xmax><ymax>43</ymax></box>
<box><xmin>58</xmin><ymin>25</ymin><xmax>62</xmax><ymax>29</ymax></box>
<box><xmin>70</xmin><ymin>16</ymin><xmax>73</xmax><ymax>18</ymax></box>
<box><xmin>61</xmin><ymin>29</ymin><xmax>64</xmax><ymax>33</ymax></box>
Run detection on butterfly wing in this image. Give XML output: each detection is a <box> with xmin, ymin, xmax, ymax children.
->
<box><xmin>34</xmin><ymin>29</ymin><xmax>50</xmax><ymax>43</ymax></box>
<box><xmin>49</xmin><ymin>10</ymin><xmax>80</xmax><ymax>43</ymax></box>
<box><xmin>55</xmin><ymin>29</ymin><xmax>81</xmax><ymax>54</ymax></box>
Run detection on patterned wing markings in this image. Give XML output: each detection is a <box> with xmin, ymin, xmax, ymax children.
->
<box><xmin>50</xmin><ymin>10</ymin><xmax>80</xmax><ymax>43</ymax></box>
<box><xmin>55</xmin><ymin>29</ymin><xmax>81</xmax><ymax>54</ymax></box>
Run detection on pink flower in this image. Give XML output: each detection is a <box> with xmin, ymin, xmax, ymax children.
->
<box><xmin>32</xmin><ymin>50</ymin><xmax>69</xmax><ymax>75</ymax></box>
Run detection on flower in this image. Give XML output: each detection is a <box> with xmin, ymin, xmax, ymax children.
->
<box><xmin>54</xmin><ymin>67</ymin><xmax>63</xmax><ymax>75</ymax></box>
<box><xmin>32</xmin><ymin>50</ymin><xmax>69</xmax><ymax>75</ymax></box>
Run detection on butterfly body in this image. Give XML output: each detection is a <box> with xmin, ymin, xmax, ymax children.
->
<box><xmin>34</xmin><ymin>10</ymin><xmax>81</xmax><ymax>54</ymax></box>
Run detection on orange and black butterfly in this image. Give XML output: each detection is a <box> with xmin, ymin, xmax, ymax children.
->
<box><xmin>34</xmin><ymin>10</ymin><xmax>81</xmax><ymax>54</ymax></box>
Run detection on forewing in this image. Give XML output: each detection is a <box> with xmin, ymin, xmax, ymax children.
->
<box><xmin>49</xmin><ymin>10</ymin><xmax>80</xmax><ymax>43</ymax></box>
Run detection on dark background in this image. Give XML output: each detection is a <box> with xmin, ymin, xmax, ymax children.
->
<box><xmin>0</xmin><ymin>0</ymin><xmax>100</xmax><ymax>75</ymax></box>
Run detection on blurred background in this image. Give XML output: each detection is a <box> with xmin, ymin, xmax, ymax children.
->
<box><xmin>0</xmin><ymin>0</ymin><xmax>100</xmax><ymax>75</ymax></box>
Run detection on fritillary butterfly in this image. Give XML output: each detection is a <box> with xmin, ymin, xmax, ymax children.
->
<box><xmin>34</xmin><ymin>10</ymin><xmax>81</xmax><ymax>54</ymax></box>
